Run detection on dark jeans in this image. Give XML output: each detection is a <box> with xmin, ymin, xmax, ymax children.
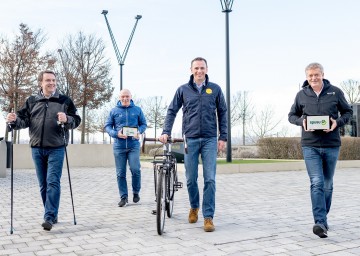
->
<box><xmin>32</xmin><ymin>147</ymin><xmax>65</xmax><ymax>222</ymax></box>
<box><xmin>113</xmin><ymin>146</ymin><xmax>141</xmax><ymax>199</ymax></box>
<box><xmin>302</xmin><ymin>146</ymin><xmax>340</xmax><ymax>227</ymax></box>
<box><xmin>184</xmin><ymin>137</ymin><xmax>217</xmax><ymax>219</ymax></box>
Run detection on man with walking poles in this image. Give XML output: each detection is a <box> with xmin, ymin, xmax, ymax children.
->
<box><xmin>6</xmin><ymin>70</ymin><xmax>81</xmax><ymax>231</ymax></box>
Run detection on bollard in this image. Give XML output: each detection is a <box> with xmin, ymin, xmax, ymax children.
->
<box><xmin>0</xmin><ymin>138</ymin><xmax>6</xmax><ymax>178</ymax></box>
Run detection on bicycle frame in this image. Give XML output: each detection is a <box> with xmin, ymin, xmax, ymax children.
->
<box><xmin>142</xmin><ymin>135</ymin><xmax>184</xmax><ymax>235</ymax></box>
<box><xmin>152</xmin><ymin>143</ymin><xmax>176</xmax><ymax>197</ymax></box>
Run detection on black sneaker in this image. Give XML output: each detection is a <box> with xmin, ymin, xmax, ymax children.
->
<box><xmin>133</xmin><ymin>194</ymin><xmax>140</xmax><ymax>203</ymax></box>
<box><xmin>42</xmin><ymin>220</ymin><xmax>53</xmax><ymax>231</ymax></box>
<box><xmin>118</xmin><ymin>198</ymin><xmax>128</xmax><ymax>207</ymax></box>
<box><xmin>313</xmin><ymin>223</ymin><xmax>328</xmax><ymax>238</ymax></box>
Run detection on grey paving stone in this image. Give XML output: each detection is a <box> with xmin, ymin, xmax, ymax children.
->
<box><xmin>0</xmin><ymin>167</ymin><xmax>359</xmax><ymax>256</ymax></box>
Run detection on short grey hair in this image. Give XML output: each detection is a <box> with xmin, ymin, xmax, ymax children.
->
<box><xmin>305</xmin><ymin>62</ymin><xmax>324</xmax><ymax>73</ymax></box>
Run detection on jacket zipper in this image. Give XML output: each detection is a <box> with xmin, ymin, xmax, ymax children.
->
<box><xmin>199</xmin><ymin>88</ymin><xmax>202</xmax><ymax>137</ymax></box>
<box><xmin>125</xmin><ymin>108</ymin><xmax>128</xmax><ymax>148</ymax></box>
<box><xmin>40</xmin><ymin>101</ymin><xmax>49</xmax><ymax>147</ymax></box>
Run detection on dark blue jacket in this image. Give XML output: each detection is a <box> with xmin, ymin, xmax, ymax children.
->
<box><xmin>105</xmin><ymin>100</ymin><xmax>147</xmax><ymax>148</ymax></box>
<box><xmin>162</xmin><ymin>74</ymin><xmax>227</xmax><ymax>141</ymax></box>
<box><xmin>288</xmin><ymin>79</ymin><xmax>352</xmax><ymax>147</ymax></box>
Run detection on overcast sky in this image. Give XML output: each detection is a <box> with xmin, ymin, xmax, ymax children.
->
<box><xmin>1</xmin><ymin>0</ymin><xmax>360</xmax><ymax>140</ymax></box>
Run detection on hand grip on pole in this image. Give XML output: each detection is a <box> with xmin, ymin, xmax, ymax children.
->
<box><xmin>7</xmin><ymin>122</ymin><xmax>15</xmax><ymax>132</ymax></box>
<box><xmin>57</xmin><ymin>121</ymin><xmax>65</xmax><ymax>128</ymax></box>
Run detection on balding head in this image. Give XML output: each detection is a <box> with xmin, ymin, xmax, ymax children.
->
<box><xmin>119</xmin><ymin>89</ymin><xmax>132</xmax><ymax>107</ymax></box>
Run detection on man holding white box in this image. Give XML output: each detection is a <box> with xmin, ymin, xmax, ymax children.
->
<box><xmin>105</xmin><ymin>89</ymin><xmax>147</xmax><ymax>207</ymax></box>
<box><xmin>288</xmin><ymin>63</ymin><xmax>352</xmax><ymax>238</ymax></box>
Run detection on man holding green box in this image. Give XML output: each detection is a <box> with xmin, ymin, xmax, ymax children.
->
<box><xmin>288</xmin><ymin>62</ymin><xmax>352</xmax><ymax>238</ymax></box>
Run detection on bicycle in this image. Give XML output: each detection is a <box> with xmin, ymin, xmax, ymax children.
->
<box><xmin>142</xmin><ymin>134</ymin><xmax>187</xmax><ymax>235</ymax></box>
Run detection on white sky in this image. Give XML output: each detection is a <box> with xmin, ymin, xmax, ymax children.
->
<box><xmin>1</xmin><ymin>0</ymin><xmax>360</xmax><ymax>140</ymax></box>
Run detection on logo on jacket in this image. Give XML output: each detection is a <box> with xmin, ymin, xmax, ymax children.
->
<box><xmin>206</xmin><ymin>88</ymin><xmax>212</xmax><ymax>94</ymax></box>
<box><xmin>327</xmin><ymin>92</ymin><xmax>335</xmax><ymax>95</ymax></box>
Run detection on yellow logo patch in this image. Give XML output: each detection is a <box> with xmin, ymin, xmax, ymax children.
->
<box><xmin>206</xmin><ymin>88</ymin><xmax>212</xmax><ymax>94</ymax></box>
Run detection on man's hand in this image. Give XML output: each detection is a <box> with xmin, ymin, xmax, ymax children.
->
<box><xmin>57</xmin><ymin>112</ymin><xmax>67</xmax><ymax>123</ymax></box>
<box><xmin>324</xmin><ymin>117</ymin><xmax>337</xmax><ymax>133</ymax></box>
<box><xmin>303</xmin><ymin>118</ymin><xmax>314</xmax><ymax>132</ymax></box>
<box><xmin>218</xmin><ymin>140</ymin><xmax>226</xmax><ymax>151</ymax></box>
<box><xmin>117</xmin><ymin>130</ymin><xmax>128</xmax><ymax>139</ymax></box>
<box><xmin>133</xmin><ymin>132</ymin><xmax>140</xmax><ymax>140</ymax></box>
<box><xmin>159</xmin><ymin>134</ymin><xmax>168</xmax><ymax>143</ymax></box>
<box><xmin>6</xmin><ymin>113</ymin><xmax>17</xmax><ymax>123</ymax></box>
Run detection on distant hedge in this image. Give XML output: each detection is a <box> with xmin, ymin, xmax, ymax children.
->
<box><xmin>141</xmin><ymin>143</ymin><xmax>164</xmax><ymax>156</ymax></box>
<box><xmin>257</xmin><ymin>137</ymin><xmax>360</xmax><ymax>160</ymax></box>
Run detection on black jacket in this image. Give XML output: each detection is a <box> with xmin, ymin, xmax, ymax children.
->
<box><xmin>162</xmin><ymin>74</ymin><xmax>227</xmax><ymax>141</ymax></box>
<box><xmin>288</xmin><ymin>79</ymin><xmax>352</xmax><ymax>147</ymax></box>
<box><xmin>14</xmin><ymin>89</ymin><xmax>81</xmax><ymax>148</ymax></box>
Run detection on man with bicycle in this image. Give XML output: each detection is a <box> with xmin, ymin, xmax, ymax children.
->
<box><xmin>160</xmin><ymin>57</ymin><xmax>227</xmax><ymax>232</ymax></box>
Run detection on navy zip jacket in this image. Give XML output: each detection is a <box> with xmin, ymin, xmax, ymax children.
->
<box><xmin>162</xmin><ymin>74</ymin><xmax>227</xmax><ymax>141</ymax></box>
<box><xmin>105</xmin><ymin>99</ymin><xmax>147</xmax><ymax>149</ymax></box>
<box><xmin>288</xmin><ymin>79</ymin><xmax>352</xmax><ymax>147</ymax></box>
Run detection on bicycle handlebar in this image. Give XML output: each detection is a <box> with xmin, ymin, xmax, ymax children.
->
<box><xmin>144</xmin><ymin>137</ymin><xmax>184</xmax><ymax>143</ymax></box>
<box><xmin>141</xmin><ymin>133</ymin><xmax>185</xmax><ymax>153</ymax></box>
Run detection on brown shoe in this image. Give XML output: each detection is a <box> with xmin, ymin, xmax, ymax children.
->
<box><xmin>188</xmin><ymin>208</ymin><xmax>199</xmax><ymax>223</ymax></box>
<box><xmin>204</xmin><ymin>218</ymin><xmax>215</xmax><ymax>232</ymax></box>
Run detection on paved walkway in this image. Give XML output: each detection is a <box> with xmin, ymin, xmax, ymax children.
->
<box><xmin>1</xmin><ymin>166</ymin><xmax>360</xmax><ymax>256</ymax></box>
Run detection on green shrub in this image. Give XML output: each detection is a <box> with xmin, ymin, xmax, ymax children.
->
<box><xmin>258</xmin><ymin>137</ymin><xmax>360</xmax><ymax>160</ymax></box>
<box><xmin>257</xmin><ymin>137</ymin><xmax>302</xmax><ymax>159</ymax></box>
<box><xmin>141</xmin><ymin>143</ymin><xmax>163</xmax><ymax>156</ymax></box>
<box><xmin>339</xmin><ymin>137</ymin><xmax>360</xmax><ymax>160</ymax></box>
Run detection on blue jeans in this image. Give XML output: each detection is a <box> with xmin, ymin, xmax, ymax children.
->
<box><xmin>184</xmin><ymin>137</ymin><xmax>217</xmax><ymax>219</ymax></box>
<box><xmin>32</xmin><ymin>147</ymin><xmax>65</xmax><ymax>222</ymax></box>
<box><xmin>113</xmin><ymin>146</ymin><xmax>141</xmax><ymax>199</ymax></box>
<box><xmin>302</xmin><ymin>146</ymin><xmax>340</xmax><ymax>227</ymax></box>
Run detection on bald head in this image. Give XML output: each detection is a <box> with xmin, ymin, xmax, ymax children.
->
<box><xmin>119</xmin><ymin>89</ymin><xmax>132</xmax><ymax>107</ymax></box>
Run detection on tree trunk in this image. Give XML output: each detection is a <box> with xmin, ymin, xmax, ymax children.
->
<box><xmin>81</xmin><ymin>105</ymin><xmax>86</xmax><ymax>144</ymax></box>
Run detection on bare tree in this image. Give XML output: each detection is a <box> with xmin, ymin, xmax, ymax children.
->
<box><xmin>230</xmin><ymin>91</ymin><xmax>242</xmax><ymax>126</ymax></box>
<box><xmin>95</xmin><ymin>102</ymin><xmax>115</xmax><ymax>144</ymax></box>
<box><xmin>59</xmin><ymin>32</ymin><xmax>114</xmax><ymax>143</ymax></box>
<box><xmin>250</xmin><ymin>105</ymin><xmax>282</xmax><ymax>142</ymax></box>
<box><xmin>231</xmin><ymin>91</ymin><xmax>254</xmax><ymax>145</ymax></box>
<box><xmin>84</xmin><ymin>110</ymin><xmax>98</xmax><ymax>144</ymax></box>
<box><xmin>340</xmin><ymin>79</ymin><xmax>360</xmax><ymax>104</ymax></box>
<box><xmin>139</xmin><ymin>96</ymin><xmax>167</xmax><ymax>139</ymax></box>
<box><xmin>0</xmin><ymin>23</ymin><xmax>54</xmax><ymax>142</ymax></box>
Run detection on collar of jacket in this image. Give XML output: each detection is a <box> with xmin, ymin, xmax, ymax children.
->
<box><xmin>117</xmin><ymin>99</ymin><xmax>135</xmax><ymax>108</ymax></box>
<box><xmin>302</xmin><ymin>78</ymin><xmax>330</xmax><ymax>88</ymax></box>
<box><xmin>35</xmin><ymin>89</ymin><xmax>60</xmax><ymax>101</ymax></box>
<box><xmin>188</xmin><ymin>74</ymin><xmax>209</xmax><ymax>90</ymax></box>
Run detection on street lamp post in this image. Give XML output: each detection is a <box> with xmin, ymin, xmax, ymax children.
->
<box><xmin>82</xmin><ymin>51</ymin><xmax>91</xmax><ymax>144</ymax></box>
<box><xmin>57</xmin><ymin>48</ymin><xmax>74</xmax><ymax>144</ymax></box>
<box><xmin>220</xmin><ymin>0</ymin><xmax>234</xmax><ymax>163</ymax></box>
<box><xmin>101</xmin><ymin>10</ymin><xmax>142</xmax><ymax>91</ymax></box>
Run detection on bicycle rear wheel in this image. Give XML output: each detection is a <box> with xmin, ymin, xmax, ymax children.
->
<box><xmin>156</xmin><ymin>169</ymin><xmax>166</xmax><ymax>235</ymax></box>
<box><xmin>166</xmin><ymin>167</ymin><xmax>177</xmax><ymax>218</ymax></box>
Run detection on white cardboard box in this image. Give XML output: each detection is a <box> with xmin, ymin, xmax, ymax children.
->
<box><xmin>306</xmin><ymin>116</ymin><xmax>330</xmax><ymax>130</ymax></box>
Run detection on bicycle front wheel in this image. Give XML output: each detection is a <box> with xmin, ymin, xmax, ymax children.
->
<box><xmin>156</xmin><ymin>169</ymin><xmax>166</xmax><ymax>235</ymax></box>
<box><xmin>166</xmin><ymin>168</ymin><xmax>176</xmax><ymax>218</ymax></box>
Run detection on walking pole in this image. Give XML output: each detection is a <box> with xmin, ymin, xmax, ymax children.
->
<box><xmin>8</xmin><ymin>123</ymin><xmax>14</xmax><ymax>234</ymax></box>
<box><xmin>59</xmin><ymin>123</ymin><xmax>77</xmax><ymax>225</ymax></box>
